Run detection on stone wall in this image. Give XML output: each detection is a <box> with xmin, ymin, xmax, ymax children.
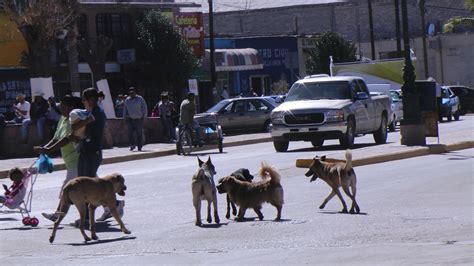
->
<box><xmin>0</xmin><ymin>118</ymin><xmax>166</xmax><ymax>158</ymax></box>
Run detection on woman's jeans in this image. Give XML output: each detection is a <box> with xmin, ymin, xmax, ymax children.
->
<box><xmin>21</xmin><ymin>117</ymin><xmax>45</xmax><ymax>140</ymax></box>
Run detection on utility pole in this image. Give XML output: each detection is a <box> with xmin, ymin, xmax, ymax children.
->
<box><xmin>368</xmin><ymin>0</ymin><xmax>376</xmax><ymax>60</ymax></box>
<box><xmin>208</xmin><ymin>0</ymin><xmax>217</xmax><ymax>95</ymax></box>
<box><xmin>419</xmin><ymin>0</ymin><xmax>429</xmax><ymax>78</ymax></box>
<box><xmin>394</xmin><ymin>0</ymin><xmax>402</xmax><ymax>58</ymax></box>
<box><xmin>400</xmin><ymin>0</ymin><xmax>425</xmax><ymax>146</ymax></box>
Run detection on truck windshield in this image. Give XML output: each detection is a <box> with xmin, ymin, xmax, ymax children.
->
<box><xmin>286</xmin><ymin>81</ymin><xmax>351</xmax><ymax>101</ymax></box>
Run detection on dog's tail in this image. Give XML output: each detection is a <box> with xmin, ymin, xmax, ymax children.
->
<box><xmin>344</xmin><ymin>149</ymin><xmax>353</xmax><ymax>172</ymax></box>
<box><xmin>258</xmin><ymin>162</ymin><xmax>281</xmax><ymax>186</ymax></box>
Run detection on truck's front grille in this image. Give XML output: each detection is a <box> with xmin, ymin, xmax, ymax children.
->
<box><xmin>285</xmin><ymin>113</ymin><xmax>325</xmax><ymax>124</ymax></box>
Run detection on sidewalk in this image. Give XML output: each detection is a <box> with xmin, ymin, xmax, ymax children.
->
<box><xmin>1</xmin><ymin>115</ymin><xmax>473</xmax><ymax>178</ymax></box>
<box><xmin>0</xmin><ymin>132</ymin><xmax>272</xmax><ymax>178</ymax></box>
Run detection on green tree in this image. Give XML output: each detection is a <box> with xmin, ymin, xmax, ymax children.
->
<box><xmin>466</xmin><ymin>0</ymin><xmax>474</xmax><ymax>11</ymax></box>
<box><xmin>136</xmin><ymin>10</ymin><xmax>198</xmax><ymax>97</ymax></box>
<box><xmin>305</xmin><ymin>32</ymin><xmax>357</xmax><ymax>75</ymax></box>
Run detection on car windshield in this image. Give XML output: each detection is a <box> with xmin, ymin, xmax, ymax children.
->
<box><xmin>285</xmin><ymin>81</ymin><xmax>351</xmax><ymax>101</ymax></box>
<box><xmin>206</xmin><ymin>100</ymin><xmax>230</xmax><ymax>113</ymax></box>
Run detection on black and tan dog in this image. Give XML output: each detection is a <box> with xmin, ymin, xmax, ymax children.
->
<box><xmin>49</xmin><ymin>174</ymin><xmax>131</xmax><ymax>243</ymax></box>
<box><xmin>305</xmin><ymin>150</ymin><xmax>360</xmax><ymax>214</ymax></box>
<box><xmin>217</xmin><ymin>162</ymin><xmax>284</xmax><ymax>221</ymax></box>
<box><xmin>192</xmin><ymin>157</ymin><xmax>220</xmax><ymax>226</ymax></box>
<box><xmin>224</xmin><ymin>168</ymin><xmax>254</xmax><ymax>219</ymax></box>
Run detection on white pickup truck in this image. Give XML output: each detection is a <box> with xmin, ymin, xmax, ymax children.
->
<box><xmin>270</xmin><ymin>76</ymin><xmax>391</xmax><ymax>152</ymax></box>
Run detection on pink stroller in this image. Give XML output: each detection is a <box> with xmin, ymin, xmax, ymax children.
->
<box><xmin>0</xmin><ymin>162</ymin><xmax>40</xmax><ymax>227</ymax></box>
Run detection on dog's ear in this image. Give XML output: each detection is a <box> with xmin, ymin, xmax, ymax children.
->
<box><xmin>321</xmin><ymin>155</ymin><xmax>326</xmax><ymax>161</ymax></box>
<box><xmin>207</xmin><ymin>156</ymin><xmax>212</xmax><ymax>163</ymax></box>
<box><xmin>198</xmin><ymin>157</ymin><xmax>204</xmax><ymax>167</ymax></box>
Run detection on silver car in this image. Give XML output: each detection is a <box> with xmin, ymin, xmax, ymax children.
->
<box><xmin>195</xmin><ymin>97</ymin><xmax>277</xmax><ymax>133</ymax></box>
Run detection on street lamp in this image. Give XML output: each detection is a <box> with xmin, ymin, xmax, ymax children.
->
<box><xmin>400</xmin><ymin>0</ymin><xmax>426</xmax><ymax>146</ymax></box>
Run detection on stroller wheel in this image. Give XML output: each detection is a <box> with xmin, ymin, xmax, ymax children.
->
<box><xmin>22</xmin><ymin>217</ymin><xmax>30</xmax><ymax>226</ymax></box>
<box><xmin>30</xmin><ymin>217</ymin><xmax>39</xmax><ymax>227</ymax></box>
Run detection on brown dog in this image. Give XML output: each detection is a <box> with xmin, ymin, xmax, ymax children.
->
<box><xmin>192</xmin><ymin>157</ymin><xmax>220</xmax><ymax>226</ymax></box>
<box><xmin>305</xmin><ymin>150</ymin><xmax>360</xmax><ymax>214</ymax></box>
<box><xmin>49</xmin><ymin>174</ymin><xmax>131</xmax><ymax>243</ymax></box>
<box><xmin>217</xmin><ymin>162</ymin><xmax>284</xmax><ymax>221</ymax></box>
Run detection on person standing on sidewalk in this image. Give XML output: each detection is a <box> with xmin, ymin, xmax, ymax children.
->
<box><xmin>159</xmin><ymin>92</ymin><xmax>176</xmax><ymax>142</ymax></box>
<box><xmin>22</xmin><ymin>94</ymin><xmax>49</xmax><ymax>143</ymax></box>
<box><xmin>123</xmin><ymin>87</ymin><xmax>148</xmax><ymax>151</ymax></box>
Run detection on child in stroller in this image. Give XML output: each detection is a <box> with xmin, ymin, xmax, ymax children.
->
<box><xmin>0</xmin><ymin>168</ymin><xmax>25</xmax><ymax>208</ymax></box>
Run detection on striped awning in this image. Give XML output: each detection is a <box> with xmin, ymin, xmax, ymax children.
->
<box><xmin>205</xmin><ymin>48</ymin><xmax>263</xmax><ymax>72</ymax></box>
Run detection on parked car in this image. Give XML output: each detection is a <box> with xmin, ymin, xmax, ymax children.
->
<box><xmin>439</xmin><ymin>86</ymin><xmax>461</xmax><ymax>121</ymax></box>
<box><xmin>448</xmin><ymin>85</ymin><xmax>474</xmax><ymax>115</ymax></box>
<box><xmin>390</xmin><ymin>90</ymin><xmax>403</xmax><ymax>130</ymax></box>
<box><xmin>195</xmin><ymin>97</ymin><xmax>278</xmax><ymax>133</ymax></box>
<box><xmin>270</xmin><ymin>76</ymin><xmax>391</xmax><ymax>152</ymax></box>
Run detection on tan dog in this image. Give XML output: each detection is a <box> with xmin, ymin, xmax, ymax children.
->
<box><xmin>305</xmin><ymin>150</ymin><xmax>360</xmax><ymax>214</ymax></box>
<box><xmin>216</xmin><ymin>162</ymin><xmax>284</xmax><ymax>221</ymax></box>
<box><xmin>49</xmin><ymin>174</ymin><xmax>131</xmax><ymax>243</ymax></box>
<box><xmin>192</xmin><ymin>157</ymin><xmax>220</xmax><ymax>226</ymax></box>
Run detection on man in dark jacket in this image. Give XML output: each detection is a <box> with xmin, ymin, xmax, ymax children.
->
<box><xmin>21</xmin><ymin>95</ymin><xmax>49</xmax><ymax>143</ymax></box>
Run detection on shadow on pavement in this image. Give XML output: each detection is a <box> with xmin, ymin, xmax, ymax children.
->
<box><xmin>444</xmin><ymin>152</ymin><xmax>474</xmax><ymax>160</ymax></box>
<box><xmin>0</xmin><ymin>217</ymin><xmax>17</xmax><ymax>221</ymax></box>
<box><xmin>94</xmin><ymin>221</ymin><xmax>124</xmax><ymax>233</ymax></box>
<box><xmin>0</xmin><ymin>226</ymin><xmax>40</xmax><ymax>231</ymax></box>
<box><xmin>288</xmin><ymin>143</ymin><xmax>384</xmax><ymax>153</ymax></box>
<box><xmin>188</xmin><ymin>152</ymin><xmax>228</xmax><ymax>157</ymax></box>
<box><xmin>199</xmin><ymin>223</ymin><xmax>228</xmax><ymax>228</ymax></box>
<box><xmin>319</xmin><ymin>210</ymin><xmax>369</xmax><ymax>215</ymax></box>
<box><xmin>67</xmin><ymin>236</ymin><xmax>137</xmax><ymax>246</ymax></box>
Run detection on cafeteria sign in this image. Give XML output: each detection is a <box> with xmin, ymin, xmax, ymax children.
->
<box><xmin>175</xmin><ymin>13</ymin><xmax>204</xmax><ymax>58</ymax></box>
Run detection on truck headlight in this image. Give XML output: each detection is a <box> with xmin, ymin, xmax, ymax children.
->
<box><xmin>271</xmin><ymin>111</ymin><xmax>285</xmax><ymax>124</ymax></box>
<box><xmin>325</xmin><ymin>110</ymin><xmax>345</xmax><ymax>122</ymax></box>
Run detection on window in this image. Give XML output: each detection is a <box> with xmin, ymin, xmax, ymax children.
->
<box><xmin>233</xmin><ymin>100</ymin><xmax>246</xmax><ymax>113</ymax></box>
<box><xmin>96</xmin><ymin>13</ymin><xmax>132</xmax><ymax>57</ymax></box>
<box><xmin>248</xmin><ymin>99</ymin><xmax>267</xmax><ymax>112</ymax></box>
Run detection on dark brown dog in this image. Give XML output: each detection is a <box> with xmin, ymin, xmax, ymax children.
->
<box><xmin>225</xmin><ymin>168</ymin><xmax>254</xmax><ymax>219</ymax></box>
<box><xmin>217</xmin><ymin>162</ymin><xmax>284</xmax><ymax>221</ymax></box>
<box><xmin>305</xmin><ymin>150</ymin><xmax>360</xmax><ymax>214</ymax></box>
<box><xmin>49</xmin><ymin>174</ymin><xmax>131</xmax><ymax>243</ymax></box>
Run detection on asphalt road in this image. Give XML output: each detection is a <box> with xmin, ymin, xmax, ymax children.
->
<box><xmin>1</xmin><ymin>132</ymin><xmax>473</xmax><ymax>265</ymax></box>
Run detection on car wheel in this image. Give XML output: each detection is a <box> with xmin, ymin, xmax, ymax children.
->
<box><xmin>447</xmin><ymin>107</ymin><xmax>452</xmax><ymax>122</ymax></box>
<box><xmin>311</xmin><ymin>138</ymin><xmax>324</xmax><ymax>148</ymax></box>
<box><xmin>339</xmin><ymin>117</ymin><xmax>355</xmax><ymax>149</ymax></box>
<box><xmin>273</xmin><ymin>140</ymin><xmax>289</xmax><ymax>152</ymax></box>
<box><xmin>263</xmin><ymin>120</ymin><xmax>271</xmax><ymax>132</ymax></box>
<box><xmin>373</xmin><ymin>114</ymin><xmax>388</xmax><ymax>145</ymax></box>
<box><xmin>454</xmin><ymin>110</ymin><xmax>460</xmax><ymax>121</ymax></box>
<box><xmin>388</xmin><ymin>116</ymin><xmax>396</xmax><ymax>132</ymax></box>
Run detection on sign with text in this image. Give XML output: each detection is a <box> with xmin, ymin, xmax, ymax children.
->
<box><xmin>175</xmin><ymin>12</ymin><xmax>204</xmax><ymax>58</ymax></box>
<box><xmin>117</xmin><ymin>49</ymin><xmax>136</xmax><ymax>64</ymax></box>
<box><xmin>188</xmin><ymin>79</ymin><xmax>199</xmax><ymax>95</ymax></box>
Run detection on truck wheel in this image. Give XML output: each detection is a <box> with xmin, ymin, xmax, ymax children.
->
<box><xmin>453</xmin><ymin>110</ymin><xmax>460</xmax><ymax>121</ymax></box>
<box><xmin>373</xmin><ymin>114</ymin><xmax>388</xmax><ymax>145</ymax></box>
<box><xmin>388</xmin><ymin>115</ymin><xmax>396</xmax><ymax>132</ymax></box>
<box><xmin>311</xmin><ymin>138</ymin><xmax>324</xmax><ymax>148</ymax></box>
<box><xmin>339</xmin><ymin>117</ymin><xmax>355</xmax><ymax>149</ymax></box>
<box><xmin>273</xmin><ymin>140</ymin><xmax>289</xmax><ymax>152</ymax></box>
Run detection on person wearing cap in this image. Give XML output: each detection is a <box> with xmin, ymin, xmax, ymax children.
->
<box><xmin>179</xmin><ymin>92</ymin><xmax>202</xmax><ymax>146</ymax></box>
<box><xmin>21</xmin><ymin>94</ymin><xmax>48</xmax><ymax>143</ymax></box>
<box><xmin>159</xmin><ymin>92</ymin><xmax>176</xmax><ymax>142</ymax></box>
<box><xmin>123</xmin><ymin>87</ymin><xmax>148</xmax><ymax>151</ymax></box>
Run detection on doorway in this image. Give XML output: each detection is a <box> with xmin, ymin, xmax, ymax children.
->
<box><xmin>250</xmin><ymin>75</ymin><xmax>271</xmax><ymax>96</ymax></box>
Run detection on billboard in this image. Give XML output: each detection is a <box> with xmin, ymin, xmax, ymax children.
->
<box><xmin>175</xmin><ymin>12</ymin><xmax>204</xmax><ymax>58</ymax></box>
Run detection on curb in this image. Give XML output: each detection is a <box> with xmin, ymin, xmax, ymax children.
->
<box><xmin>296</xmin><ymin>141</ymin><xmax>474</xmax><ymax>168</ymax></box>
<box><xmin>0</xmin><ymin>137</ymin><xmax>273</xmax><ymax>178</ymax></box>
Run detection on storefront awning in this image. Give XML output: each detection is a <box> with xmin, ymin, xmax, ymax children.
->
<box><xmin>205</xmin><ymin>48</ymin><xmax>263</xmax><ymax>72</ymax></box>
